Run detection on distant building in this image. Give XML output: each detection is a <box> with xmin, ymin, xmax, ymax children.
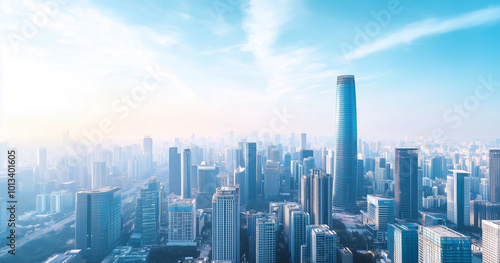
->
<box><xmin>418</xmin><ymin>226</ymin><xmax>471</xmax><ymax>263</ymax></box>
<box><xmin>135</xmin><ymin>177</ymin><xmax>161</xmax><ymax>245</ymax></box>
<box><xmin>92</xmin><ymin>162</ymin><xmax>107</xmax><ymax>189</ymax></box>
<box><xmin>181</xmin><ymin>149</ymin><xmax>192</xmax><ymax>199</ymax></box>
<box><xmin>169</xmin><ymin>147</ymin><xmax>181</xmax><ymax>195</ymax></box>
<box><xmin>394</xmin><ymin>148</ymin><xmax>419</xmax><ymax>221</ymax></box>
<box><xmin>447</xmin><ymin>170</ymin><xmax>471</xmax><ymax>226</ymax></box>
<box><xmin>168</xmin><ymin>198</ymin><xmax>196</xmax><ymax>246</ymax></box>
<box><xmin>489</xmin><ymin>149</ymin><xmax>500</xmax><ymax>202</ymax></box>
<box><xmin>470</xmin><ymin>200</ymin><xmax>500</xmax><ymax>228</ymax></box>
<box><xmin>264</xmin><ymin>161</ymin><xmax>280</xmax><ymax>199</ymax></box>
<box><xmin>36</xmin><ymin>193</ymin><xmax>49</xmax><ymax>213</ymax></box>
<box><xmin>482</xmin><ymin>220</ymin><xmax>500</xmax><ymax>263</ymax></box>
<box><xmin>76</xmin><ymin>187</ymin><xmax>122</xmax><ymax>263</ymax></box>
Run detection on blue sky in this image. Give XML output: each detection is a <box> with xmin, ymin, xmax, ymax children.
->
<box><xmin>0</xmin><ymin>0</ymin><xmax>499</xmax><ymax>142</ymax></box>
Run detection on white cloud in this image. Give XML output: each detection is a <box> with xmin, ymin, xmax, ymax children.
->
<box><xmin>242</xmin><ymin>0</ymin><xmax>338</xmax><ymax>97</ymax></box>
<box><xmin>347</xmin><ymin>6</ymin><xmax>500</xmax><ymax>60</ymax></box>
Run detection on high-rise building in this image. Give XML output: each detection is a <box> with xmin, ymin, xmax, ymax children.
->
<box><xmin>76</xmin><ymin>187</ymin><xmax>121</xmax><ymax>263</ymax></box>
<box><xmin>310</xmin><ymin>225</ymin><xmax>337</xmax><ymax>263</ymax></box>
<box><xmin>167</xmin><ymin>198</ymin><xmax>196</xmax><ymax>246</ymax></box>
<box><xmin>36</xmin><ymin>193</ymin><xmax>49</xmax><ymax>213</ymax></box>
<box><xmin>333</xmin><ymin>75</ymin><xmax>358</xmax><ymax>212</ymax></box>
<box><xmin>212</xmin><ymin>186</ymin><xmax>240</xmax><ymax>263</ymax></box>
<box><xmin>92</xmin><ymin>162</ymin><xmax>106</xmax><ymax>189</ymax></box>
<box><xmin>300</xmin><ymin>133</ymin><xmax>307</xmax><ymax>150</ymax></box>
<box><xmin>234</xmin><ymin>167</ymin><xmax>246</xmax><ymax>205</ymax></box>
<box><xmin>290</xmin><ymin>211</ymin><xmax>310</xmax><ymax>263</ymax></box>
<box><xmin>135</xmin><ymin>177</ymin><xmax>161</xmax><ymax>245</ymax></box>
<box><xmin>301</xmin><ymin>170</ymin><xmax>333</xmax><ymax>227</ymax></box>
<box><xmin>264</xmin><ymin>160</ymin><xmax>280</xmax><ymax>199</ymax></box>
<box><xmin>418</xmin><ymin>226</ymin><xmax>471</xmax><ymax>263</ymax></box>
<box><xmin>394</xmin><ymin>148</ymin><xmax>419</xmax><ymax>221</ymax></box>
<box><xmin>256</xmin><ymin>217</ymin><xmax>277</xmax><ymax>263</ymax></box>
<box><xmin>169</xmin><ymin>147</ymin><xmax>181</xmax><ymax>195</ymax></box>
<box><xmin>198</xmin><ymin>165</ymin><xmax>217</xmax><ymax>194</ymax></box>
<box><xmin>181</xmin><ymin>149</ymin><xmax>192</xmax><ymax>199</ymax></box>
<box><xmin>366</xmin><ymin>195</ymin><xmax>395</xmax><ymax>231</ymax></box>
<box><xmin>483</xmin><ymin>220</ymin><xmax>500</xmax><ymax>263</ymax></box>
<box><xmin>143</xmin><ymin>136</ymin><xmax>153</xmax><ymax>174</ymax></box>
<box><xmin>489</xmin><ymin>149</ymin><xmax>500</xmax><ymax>202</ymax></box>
<box><xmin>244</xmin><ymin>142</ymin><xmax>257</xmax><ymax>200</ymax></box>
<box><xmin>387</xmin><ymin>223</ymin><xmax>418</xmax><ymax>263</ymax></box>
<box><xmin>249</xmin><ymin>212</ymin><xmax>266</xmax><ymax>263</ymax></box>
<box><xmin>446</xmin><ymin>170</ymin><xmax>471</xmax><ymax>226</ymax></box>
<box><xmin>357</xmin><ymin>159</ymin><xmax>364</xmax><ymax>200</ymax></box>
<box><xmin>470</xmin><ymin>200</ymin><xmax>500</xmax><ymax>228</ymax></box>
<box><xmin>431</xmin><ymin>156</ymin><xmax>446</xmax><ymax>180</ymax></box>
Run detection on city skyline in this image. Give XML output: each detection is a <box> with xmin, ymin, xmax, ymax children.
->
<box><xmin>1</xmin><ymin>1</ymin><xmax>500</xmax><ymax>262</ymax></box>
<box><xmin>1</xmin><ymin>1</ymin><xmax>500</xmax><ymax>142</ymax></box>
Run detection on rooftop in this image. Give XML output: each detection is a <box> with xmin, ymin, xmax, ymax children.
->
<box><xmin>426</xmin><ymin>226</ymin><xmax>468</xmax><ymax>238</ymax></box>
<box><xmin>77</xmin><ymin>186</ymin><xmax>120</xmax><ymax>194</ymax></box>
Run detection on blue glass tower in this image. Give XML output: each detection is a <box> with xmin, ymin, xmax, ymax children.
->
<box><xmin>333</xmin><ymin>75</ymin><xmax>357</xmax><ymax>211</ymax></box>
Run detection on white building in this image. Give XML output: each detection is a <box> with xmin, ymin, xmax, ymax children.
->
<box><xmin>482</xmin><ymin>220</ymin><xmax>500</xmax><ymax>263</ymax></box>
<box><xmin>167</xmin><ymin>198</ymin><xmax>196</xmax><ymax>246</ymax></box>
<box><xmin>256</xmin><ymin>217</ymin><xmax>277</xmax><ymax>263</ymax></box>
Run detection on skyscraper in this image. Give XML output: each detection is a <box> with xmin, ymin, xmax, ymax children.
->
<box><xmin>234</xmin><ymin>167</ymin><xmax>247</xmax><ymax>205</ymax></box>
<box><xmin>76</xmin><ymin>187</ymin><xmax>121</xmax><ymax>263</ymax></box>
<box><xmin>418</xmin><ymin>226</ymin><xmax>471</xmax><ymax>263</ymax></box>
<box><xmin>181</xmin><ymin>149</ymin><xmax>192</xmax><ymax>198</ymax></box>
<box><xmin>482</xmin><ymin>220</ymin><xmax>500</xmax><ymax>263</ymax></box>
<box><xmin>212</xmin><ymin>186</ymin><xmax>240</xmax><ymax>263</ymax></box>
<box><xmin>394</xmin><ymin>148</ymin><xmax>418</xmax><ymax>221</ymax></box>
<box><xmin>92</xmin><ymin>162</ymin><xmax>106</xmax><ymax>189</ymax></box>
<box><xmin>169</xmin><ymin>147</ymin><xmax>181</xmax><ymax>195</ymax></box>
<box><xmin>310</xmin><ymin>225</ymin><xmax>337</xmax><ymax>263</ymax></box>
<box><xmin>167</xmin><ymin>198</ymin><xmax>196</xmax><ymax>246</ymax></box>
<box><xmin>301</xmin><ymin>170</ymin><xmax>333</xmax><ymax>227</ymax></box>
<box><xmin>264</xmin><ymin>160</ymin><xmax>280</xmax><ymax>199</ymax></box>
<box><xmin>244</xmin><ymin>142</ymin><xmax>257</xmax><ymax>200</ymax></box>
<box><xmin>489</xmin><ymin>149</ymin><xmax>500</xmax><ymax>202</ymax></box>
<box><xmin>446</xmin><ymin>170</ymin><xmax>471</xmax><ymax>226</ymax></box>
<box><xmin>135</xmin><ymin>177</ymin><xmax>161</xmax><ymax>245</ymax></box>
<box><xmin>143</xmin><ymin>136</ymin><xmax>153</xmax><ymax>174</ymax></box>
<box><xmin>431</xmin><ymin>156</ymin><xmax>445</xmax><ymax>180</ymax></box>
<box><xmin>387</xmin><ymin>223</ymin><xmax>418</xmax><ymax>263</ymax></box>
<box><xmin>300</xmin><ymin>133</ymin><xmax>307</xmax><ymax>150</ymax></box>
<box><xmin>366</xmin><ymin>195</ymin><xmax>395</xmax><ymax>232</ymax></box>
<box><xmin>357</xmin><ymin>159</ymin><xmax>364</xmax><ymax>200</ymax></box>
<box><xmin>290</xmin><ymin>211</ymin><xmax>310</xmax><ymax>263</ymax></box>
<box><xmin>333</xmin><ymin>75</ymin><xmax>357</xmax><ymax>212</ymax></box>
<box><xmin>256</xmin><ymin>217</ymin><xmax>277</xmax><ymax>263</ymax></box>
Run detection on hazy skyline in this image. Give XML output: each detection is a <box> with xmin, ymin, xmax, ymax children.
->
<box><xmin>1</xmin><ymin>0</ymin><xmax>500</xmax><ymax>142</ymax></box>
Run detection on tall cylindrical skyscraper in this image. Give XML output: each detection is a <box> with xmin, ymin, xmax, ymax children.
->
<box><xmin>333</xmin><ymin>75</ymin><xmax>357</xmax><ymax>211</ymax></box>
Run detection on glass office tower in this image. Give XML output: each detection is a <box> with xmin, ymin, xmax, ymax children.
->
<box><xmin>394</xmin><ymin>148</ymin><xmax>419</xmax><ymax>221</ymax></box>
<box><xmin>333</xmin><ymin>75</ymin><xmax>357</xmax><ymax>211</ymax></box>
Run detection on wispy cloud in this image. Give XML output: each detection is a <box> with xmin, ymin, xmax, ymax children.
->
<box><xmin>242</xmin><ymin>0</ymin><xmax>338</xmax><ymax>97</ymax></box>
<box><xmin>347</xmin><ymin>6</ymin><xmax>500</xmax><ymax>60</ymax></box>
